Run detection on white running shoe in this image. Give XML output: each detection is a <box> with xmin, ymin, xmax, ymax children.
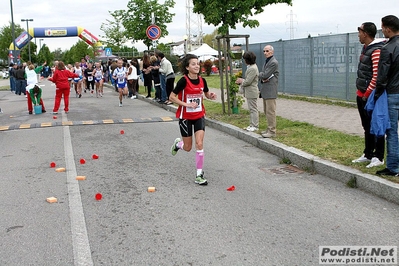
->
<box><xmin>130</xmin><ymin>96</ymin><xmax>135</xmax><ymax>99</ymax></box>
<box><xmin>119</xmin><ymin>102</ymin><xmax>122</xmax><ymax>107</ymax></box>
<box><xmin>245</xmin><ymin>126</ymin><xmax>258</xmax><ymax>132</ymax></box>
<box><xmin>366</xmin><ymin>157</ymin><xmax>384</xmax><ymax>168</ymax></box>
<box><xmin>352</xmin><ymin>154</ymin><xmax>371</xmax><ymax>163</ymax></box>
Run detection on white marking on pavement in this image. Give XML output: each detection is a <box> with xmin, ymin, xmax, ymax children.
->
<box><xmin>63</xmin><ymin>113</ymin><xmax>94</xmax><ymax>266</ymax></box>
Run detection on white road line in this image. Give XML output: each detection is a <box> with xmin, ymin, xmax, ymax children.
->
<box><xmin>63</xmin><ymin>113</ymin><xmax>94</xmax><ymax>266</ymax></box>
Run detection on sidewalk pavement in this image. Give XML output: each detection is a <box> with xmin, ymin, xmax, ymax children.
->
<box><xmin>207</xmin><ymin>87</ymin><xmax>363</xmax><ymax>136</ymax></box>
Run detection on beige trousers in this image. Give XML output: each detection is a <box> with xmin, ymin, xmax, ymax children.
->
<box><xmin>246</xmin><ymin>97</ymin><xmax>259</xmax><ymax>128</ymax></box>
<box><xmin>262</xmin><ymin>98</ymin><xmax>276</xmax><ymax>134</ymax></box>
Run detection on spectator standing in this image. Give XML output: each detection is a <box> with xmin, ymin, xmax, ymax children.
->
<box><xmin>157</xmin><ymin>52</ymin><xmax>175</xmax><ymax>104</ymax></box>
<box><xmin>375</xmin><ymin>15</ymin><xmax>399</xmax><ymax>176</ymax></box>
<box><xmin>235</xmin><ymin>51</ymin><xmax>260</xmax><ymax>132</ymax></box>
<box><xmin>352</xmin><ymin>22</ymin><xmax>386</xmax><ymax>168</ymax></box>
<box><xmin>142</xmin><ymin>53</ymin><xmax>153</xmax><ymax>98</ymax></box>
<box><xmin>155</xmin><ymin>51</ymin><xmax>167</xmax><ymax>103</ymax></box>
<box><xmin>127</xmin><ymin>61</ymin><xmax>138</xmax><ymax>99</ymax></box>
<box><xmin>15</xmin><ymin>65</ymin><xmax>26</xmax><ymax>95</ymax></box>
<box><xmin>26</xmin><ymin>62</ymin><xmax>46</xmax><ymax>114</ymax></box>
<box><xmin>9</xmin><ymin>63</ymin><xmax>16</xmax><ymax>93</ymax></box>
<box><xmin>259</xmin><ymin>45</ymin><xmax>279</xmax><ymax>138</ymax></box>
<box><xmin>48</xmin><ymin>61</ymin><xmax>79</xmax><ymax>114</ymax></box>
<box><xmin>150</xmin><ymin>55</ymin><xmax>161</xmax><ymax>101</ymax></box>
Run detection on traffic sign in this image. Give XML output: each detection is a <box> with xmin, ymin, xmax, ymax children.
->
<box><xmin>105</xmin><ymin>48</ymin><xmax>112</xmax><ymax>56</ymax></box>
<box><xmin>146</xmin><ymin>25</ymin><xmax>161</xmax><ymax>41</ymax></box>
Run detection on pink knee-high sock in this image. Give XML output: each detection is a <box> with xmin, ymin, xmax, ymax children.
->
<box><xmin>196</xmin><ymin>150</ymin><xmax>204</xmax><ymax>174</ymax></box>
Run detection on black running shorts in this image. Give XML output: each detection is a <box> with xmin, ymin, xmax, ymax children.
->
<box><xmin>178</xmin><ymin>117</ymin><xmax>205</xmax><ymax>137</ymax></box>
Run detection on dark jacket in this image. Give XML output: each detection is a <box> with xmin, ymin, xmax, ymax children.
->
<box><xmin>375</xmin><ymin>35</ymin><xmax>399</xmax><ymax>97</ymax></box>
<box><xmin>151</xmin><ymin>60</ymin><xmax>160</xmax><ymax>85</ymax></box>
<box><xmin>356</xmin><ymin>41</ymin><xmax>384</xmax><ymax>92</ymax></box>
<box><xmin>15</xmin><ymin>68</ymin><xmax>25</xmax><ymax>80</ymax></box>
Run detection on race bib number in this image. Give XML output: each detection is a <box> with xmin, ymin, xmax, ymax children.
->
<box><xmin>117</xmin><ymin>73</ymin><xmax>125</xmax><ymax>83</ymax></box>
<box><xmin>186</xmin><ymin>94</ymin><xmax>202</xmax><ymax>113</ymax></box>
<box><xmin>88</xmin><ymin>76</ymin><xmax>93</xmax><ymax>81</ymax></box>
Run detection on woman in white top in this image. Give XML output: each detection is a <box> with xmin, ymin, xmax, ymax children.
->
<box><xmin>127</xmin><ymin>61</ymin><xmax>138</xmax><ymax>99</ymax></box>
<box><xmin>26</xmin><ymin>62</ymin><xmax>46</xmax><ymax>114</ymax></box>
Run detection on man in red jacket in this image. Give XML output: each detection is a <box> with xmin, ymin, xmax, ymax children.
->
<box><xmin>48</xmin><ymin>61</ymin><xmax>79</xmax><ymax>114</ymax></box>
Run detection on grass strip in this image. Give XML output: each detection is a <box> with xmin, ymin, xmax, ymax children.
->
<box><xmin>203</xmin><ymin>100</ymin><xmax>399</xmax><ymax>184</ymax></box>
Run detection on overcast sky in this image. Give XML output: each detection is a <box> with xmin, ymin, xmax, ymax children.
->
<box><xmin>2</xmin><ymin>0</ymin><xmax>398</xmax><ymax>53</ymax></box>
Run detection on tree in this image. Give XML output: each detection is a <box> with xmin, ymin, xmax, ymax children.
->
<box><xmin>192</xmin><ymin>0</ymin><xmax>292</xmax><ymax>35</ymax></box>
<box><xmin>65</xmin><ymin>40</ymin><xmax>93</xmax><ymax>64</ymax></box>
<box><xmin>155</xmin><ymin>42</ymin><xmax>171</xmax><ymax>54</ymax></box>
<box><xmin>52</xmin><ymin>48</ymin><xmax>64</xmax><ymax>61</ymax></box>
<box><xmin>0</xmin><ymin>22</ymin><xmax>24</xmax><ymax>62</ymax></box>
<box><xmin>120</xmin><ymin>0</ymin><xmax>176</xmax><ymax>50</ymax></box>
<box><xmin>203</xmin><ymin>29</ymin><xmax>219</xmax><ymax>48</ymax></box>
<box><xmin>20</xmin><ymin>42</ymin><xmax>37</xmax><ymax>63</ymax></box>
<box><xmin>100</xmin><ymin>10</ymin><xmax>128</xmax><ymax>48</ymax></box>
<box><xmin>37</xmin><ymin>44</ymin><xmax>54</xmax><ymax>65</ymax></box>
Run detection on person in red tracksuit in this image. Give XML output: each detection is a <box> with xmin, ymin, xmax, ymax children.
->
<box><xmin>48</xmin><ymin>61</ymin><xmax>79</xmax><ymax>114</ymax></box>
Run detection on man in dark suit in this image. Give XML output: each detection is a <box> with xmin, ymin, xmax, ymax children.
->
<box><xmin>259</xmin><ymin>45</ymin><xmax>279</xmax><ymax>138</ymax></box>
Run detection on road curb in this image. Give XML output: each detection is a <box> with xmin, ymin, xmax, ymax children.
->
<box><xmin>135</xmin><ymin>91</ymin><xmax>399</xmax><ymax>205</ymax></box>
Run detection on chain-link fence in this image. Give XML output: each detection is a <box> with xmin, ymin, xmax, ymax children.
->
<box><xmin>249</xmin><ymin>31</ymin><xmax>383</xmax><ymax>101</ymax></box>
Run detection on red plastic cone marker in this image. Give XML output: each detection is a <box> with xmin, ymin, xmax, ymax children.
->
<box><xmin>95</xmin><ymin>193</ymin><xmax>102</xmax><ymax>201</ymax></box>
<box><xmin>227</xmin><ymin>186</ymin><xmax>235</xmax><ymax>191</ymax></box>
<box><xmin>80</xmin><ymin>158</ymin><xmax>86</xmax><ymax>164</ymax></box>
<box><xmin>120</xmin><ymin>130</ymin><xmax>125</xmax><ymax>135</ymax></box>
<box><xmin>50</xmin><ymin>162</ymin><xmax>56</xmax><ymax>168</ymax></box>
<box><xmin>53</xmin><ymin>116</ymin><xmax>57</xmax><ymax>119</ymax></box>
<box><xmin>92</xmin><ymin>154</ymin><xmax>99</xmax><ymax>160</ymax></box>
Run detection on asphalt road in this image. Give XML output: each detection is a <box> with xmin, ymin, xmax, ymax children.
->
<box><xmin>0</xmin><ymin>79</ymin><xmax>398</xmax><ymax>266</ymax></box>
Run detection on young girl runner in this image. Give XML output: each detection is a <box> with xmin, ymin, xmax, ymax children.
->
<box><xmin>169</xmin><ymin>54</ymin><xmax>217</xmax><ymax>185</ymax></box>
<box><xmin>94</xmin><ymin>62</ymin><xmax>104</xmax><ymax>97</ymax></box>
<box><xmin>73</xmin><ymin>62</ymin><xmax>83</xmax><ymax>98</ymax></box>
<box><xmin>67</xmin><ymin>64</ymin><xmax>74</xmax><ymax>93</ymax></box>
<box><xmin>84</xmin><ymin>62</ymin><xmax>95</xmax><ymax>97</ymax></box>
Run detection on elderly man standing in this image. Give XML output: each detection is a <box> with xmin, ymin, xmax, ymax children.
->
<box><xmin>259</xmin><ymin>45</ymin><xmax>279</xmax><ymax>138</ymax></box>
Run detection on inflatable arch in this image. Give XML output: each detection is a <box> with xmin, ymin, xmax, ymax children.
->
<box><xmin>8</xmin><ymin>26</ymin><xmax>102</xmax><ymax>63</ymax></box>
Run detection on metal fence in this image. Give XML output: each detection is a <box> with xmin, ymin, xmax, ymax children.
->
<box><xmin>249</xmin><ymin>30</ymin><xmax>383</xmax><ymax>101</ymax></box>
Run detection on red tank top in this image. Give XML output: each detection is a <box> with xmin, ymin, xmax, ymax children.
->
<box><xmin>176</xmin><ymin>75</ymin><xmax>205</xmax><ymax>120</ymax></box>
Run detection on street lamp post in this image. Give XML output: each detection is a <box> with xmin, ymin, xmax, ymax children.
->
<box><xmin>21</xmin><ymin>18</ymin><xmax>34</xmax><ymax>62</ymax></box>
<box><xmin>183</xmin><ymin>35</ymin><xmax>188</xmax><ymax>56</ymax></box>
<box><xmin>39</xmin><ymin>38</ymin><xmax>44</xmax><ymax>52</ymax></box>
<box><xmin>10</xmin><ymin>0</ymin><xmax>16</xmax><ymax>64</ymax></box>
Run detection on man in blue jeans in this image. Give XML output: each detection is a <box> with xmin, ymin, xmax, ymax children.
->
<box><xmin>155</xmin><ymin>51</ymin><xmax>167</xmax><ymax>103</ymax></box>
<box><xmin>375</xmin><ymin>15</ymin><xmax>399</xmax><ymax>176</ymax></box>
